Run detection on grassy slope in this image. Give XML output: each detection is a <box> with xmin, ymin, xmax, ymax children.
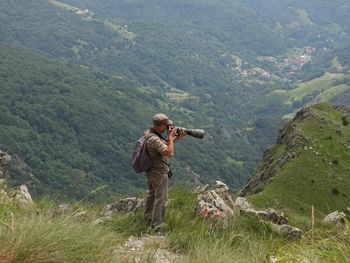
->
<box><xmin>281</xmin><ymin>73</ymin><xmax>350</xmax><ymax>118</ymax></box>
<box><xmin>249</xmin><ymin>103</ymin><xmax>350</xmax><ymax>217</ymax></box>
<box><xmin>1</xmin><ymin>184</ymin><xmax>349</xmax><ymax>263</ymax></box>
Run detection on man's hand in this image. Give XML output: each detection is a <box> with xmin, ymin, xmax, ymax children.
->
<box><xmin>168</xmin><ymin>128</ymin><xmax>177</xmax><ymax>141</ymax></box>
<box><xmin>175</xmin><ymin>130</ymin><xmax>187</xmax><ymax>141</ymax></box>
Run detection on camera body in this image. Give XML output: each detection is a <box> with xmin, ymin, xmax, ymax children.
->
<box><xmin>168</xmin><ymin>124</ymin><xmax>205</xmax><ymax>139</ymax></box>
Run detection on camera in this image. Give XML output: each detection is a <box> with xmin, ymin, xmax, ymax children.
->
<box><xmin>168</xmin><ymin>124</ymin><xmax>205</xmax><ymax>139</ymax></box>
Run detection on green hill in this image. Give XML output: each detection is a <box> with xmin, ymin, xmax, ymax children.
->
<box><xmin>1</xmin><ymin>0</ymin><xmax>350</xmax><ymax>199</ymax></box>
<box><xmin>1</xmin><ymin>43</ymin><xmax>271</xmax><ymax>199</ymax></box>
<box><xmin>242</xmin><ymin>103</ymin><xmax>350</xmax><ymax>216</ymax></box>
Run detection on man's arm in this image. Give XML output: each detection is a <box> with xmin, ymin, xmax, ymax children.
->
<box><xmin>165</xmin><ymin>128</ymin><xmax>176</xmax><ymax>157</ymax></box>
<box><xmin>163</xmin><ymin>130</ymin><xmax>186</xmax><ymax>145</ymax></box>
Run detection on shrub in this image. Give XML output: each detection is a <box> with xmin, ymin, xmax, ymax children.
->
<box><xmin>332</xmin><ymin>187</ymin><xmax>339</xmax><ymax>195</ymax></box>
<box><xmin>342</xmin><ymin>116</ymin><xmax>349</xmax><ymax>126</ymax></box>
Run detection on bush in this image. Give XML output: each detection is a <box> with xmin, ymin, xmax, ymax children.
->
<box><xmin>332</xmin><ymin>187</ymin><xmax>339</xmax><ymax>195</ymax></box>
<box><xmin>342</xmin><ymin>116</ymin><xmax>349</xmax><ymax>126</ymax></box>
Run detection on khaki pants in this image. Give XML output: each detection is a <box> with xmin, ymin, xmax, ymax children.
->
<box><xmin>144</xmin><ymin>174</ymin><xmax>168</xmax><ymax>228</ymax></box>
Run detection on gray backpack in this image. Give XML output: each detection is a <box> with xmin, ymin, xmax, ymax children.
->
<box><xmin>131</xmin><ymin>135</ymin><xmax>153</xmax><ymax>173</ymax></box>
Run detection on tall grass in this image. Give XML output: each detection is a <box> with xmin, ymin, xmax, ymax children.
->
<box><xmin>1</xmin><ymin>186</ymin><xmax>348</xmax><ymax>263</ymax></box>
<box><xmin>108</xmin><ymin>188</ymin><xmax>289</xmax><ymax>263</ymax></box>
<box><xmin>271</xmin><ymin>219</ymin><xmax>350</xmax><ymax>262</ymax></box>
<box><xmin>0</xmin><ymin>205</ymin><xmax>122</xmax><ymax>263</ymax></box>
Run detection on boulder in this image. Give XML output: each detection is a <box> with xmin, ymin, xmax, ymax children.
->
<box><xmin>195</xmin><ymin>183</ymin><xmax>299</xmax><ymax>236</ymax></box>
<box><xmin>0</xmin><ymin>151</ymin><xmax>11</xmax><ymax>179</ymax></box>
<box><xmin>13</xmin><ymin>185</ymin><xmax>33</xmax><ymax>206</ymax></box>
<box><xmin>215</xmin><ymin>181</ymin><xmax>236</xmax><ymax>209</ymax></box>
<box><xmin>323</xmin><ymin>211</ymin><xmax>346</xmax><ymax>228</ymax></box>
<box><xmin>195</xmin><ymin>183</ymin><xmax>238</xmax><ymax>228</ymax></box>
<box><xmin>101</xmin><ymin>197</ymin><xmax>145</xmax><ymax>217</ymax></box>
<box><xmin>193</xmin><ymin>184</ymin><xmax>209</xmax><ymax>194</ymax></box>
<box><xmin>235</xmin><ymin>197</ymin><xmax>252</xmax><ymax>210</ymax></box>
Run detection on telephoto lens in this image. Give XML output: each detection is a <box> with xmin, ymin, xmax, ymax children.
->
<box><xmin>177</xmin><ymin>127</ymin><xmax>205</xmax><ymax>139</ymax></box>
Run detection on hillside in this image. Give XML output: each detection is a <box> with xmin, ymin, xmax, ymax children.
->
<box><xmin>1</xmin><ymin>169</ymin><xmax>349</xmax><ymax>263</ymax></box>
<box><xmin>1</xmin><ymin>43</ymin><xmax>273</xmax><ymax>199</ymax></box>
<box><xmin>242</xmin><ymin>103</ymin><xmax>350</xmax><ymax>216</ymax></box>
<box><xmin>1</xmin><ymin>0</ymin><xmax>350</xmax><ymax>198</ymax></box>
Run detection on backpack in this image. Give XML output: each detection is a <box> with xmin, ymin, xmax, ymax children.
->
<box><xmin>131</xmin><ymin>135</ymin><xmax>154</xmax><ymax>173</ymax></box>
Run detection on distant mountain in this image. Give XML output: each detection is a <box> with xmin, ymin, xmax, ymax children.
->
<box><xmin>242</xmin><ymin>103</ymin><xmax>350</xmax><ymax>215</ymax></box>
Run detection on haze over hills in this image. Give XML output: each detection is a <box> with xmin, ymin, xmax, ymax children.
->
<box><xmin>0</xmin><ymin>0</ymin><xmax>350</xmax><ymax>198</ymax></box>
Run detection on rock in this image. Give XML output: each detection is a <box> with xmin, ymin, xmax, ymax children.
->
<box><xmin>13</xmin><ymin>185</ymin><xmax>33</xmax><ymax>206</ymax></box>
<box><xmin>73</xmin><ymin>211</ymin><xmax>89</xmax><ymax>218</ymax></box>
<box><xmin>335</xmin><ymin>129</ymin><xmax>343</xmax><ymax>135</ymax></box>
<box><xmin>0</xmin><ymin>189</ymin><xmax>8</xmax><ymax>201</ymax></box>
<box><xmin>0</xmin><ymin>151</ymin><xmax>11</xmax><ymax>179</ymax></box>
<box><xmin>116</xmin><ymin>235</ymin><xmax>182</xmax><ymax>263</ymax></box>
<box><xmin>196</xmin><ymin>188</ymin><xmax>237</xmax><ymax>228</ymax></box>
<box><xmin>266</xmin><ymin>208</ymin><xmax>279</xmax><ymax>224</ymax></box>
<box><xmin>193</xmin><ymin>184</ymin><xmax>209</xmax><ymax>194</ymax></box>
<box><xmin>235</xmin><ymin>197</ymin><xmax>252</xmax><ymax>210</ymax></box>
<box><xmin>255</xmin><ymin>210</ymin><xmax>270</xmax><ymax>221</ymax></box>
<box><xmin>323</xmin><ymin>211</ymin><xmax>346</xmax><ymax>228</ymax></box>
<box><xmin>215</xmin><ymin>181</ymin><xmax>236</xmax><ymax>209</ymax></box>
<box><xmin>93</xmin><ymin>216</ymin><xmax>112</xmax><ymax>225</ymax></box>
<box><xmin>272</xmin><ymin>224</ymin><xmax>303</xmax><ymax>238</ymax></box>
<box><xmin>101</xmin><ymin>197</ymin><xmax>145</xmax><ymax>217</ymax></box>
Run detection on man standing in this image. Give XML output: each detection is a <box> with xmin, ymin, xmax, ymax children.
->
<box><xmin>144</xmin><ymin>113</ymin><xmax>186</xmax><ymax>230</ymax></box>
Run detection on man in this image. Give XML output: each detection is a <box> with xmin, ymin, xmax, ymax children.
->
<box><xmin>144</xmin><ymin>113</ymin><xmax>186</xmax><ymax>230</ymax></box>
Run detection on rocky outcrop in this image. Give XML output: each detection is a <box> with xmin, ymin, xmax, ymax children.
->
<box><xmin>240</xmin><ymin>105</ymin><xmax>333</xmax><ymax>196</ymax></box>
<box><xmin>94</xmin><ymin>197</ymin><xmax>145</xmax><ymax>225</ymax></box>
<box><xmin>195</xmin><ymin>182</ymin><xmax>302</xmax><ymax>237</ymax></box>
<box><xmin>323</xmin><ymin>211</ymin><xmax>347</xmax><ymax>228</ymax></box>
<box><xmin>195</xmin><ymin>181</ymin><xmax>239</xmax><ymax>228</ymax></box>
<box><xmin>0</xmin><ymin>151</ymin><xmax>33</xmax><ymax>206</ymax></box>
<box><xmin>0</xmin><ymin>151</ymin><xmax>11</xmax><ymax>180</ymax></box>
<box><xmin>13</xmin><ymin>185</ymin><xmax>34</xmax><ymax>206</ymax></box>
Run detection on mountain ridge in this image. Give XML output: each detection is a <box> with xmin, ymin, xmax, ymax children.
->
<box><xmin>242</xmin><ymin>102</ymin><xmax>350</xmax><ymax>216</ymax></box>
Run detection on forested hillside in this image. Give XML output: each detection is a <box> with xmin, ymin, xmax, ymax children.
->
<box><xmin>0</xmin><ymin>0</ymin><xmax>349</xmax><ymax>199</ymax></box>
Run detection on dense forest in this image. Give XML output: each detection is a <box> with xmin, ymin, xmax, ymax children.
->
<box><xmin>0</xmin><ymin>0</ymin><xmax>349</xmax><ymax>199</ymax></box>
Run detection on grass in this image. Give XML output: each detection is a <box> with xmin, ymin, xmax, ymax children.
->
<box><xmin>282</xmin><ymin>73</ymin><xmax>350</xmax><ymax>119</ymax></box>
<box><xmin>45</xmin><ymin>0</ymin><xmax>78</xmax><ymax>11</ymax></box>
<box><xmin>250</xmin><ymin>102</ymin><xmax>350</xmax><ymax>217</ymax></box>
<box><xmin>0</xmin><ymin>195</ymin><xmax>122</xmax><ymax>263</ymax></box>
<box><xmin>1</xmin><ymin>185</ymin><xmax>349</xmax><ymax>262</ymax></box>
<box><xmin>272</xmin><ymin>220</ymin><xmax>350</xmax><ymax>262</ymax></box>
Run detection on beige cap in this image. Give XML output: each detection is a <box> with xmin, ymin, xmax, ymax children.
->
<box><xmin>152</xmin><ymin>113</ymin><xmax>172</xmax><ymax>126</ymax></box>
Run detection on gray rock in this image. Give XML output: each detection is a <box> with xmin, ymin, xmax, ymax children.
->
<box><xmin>101</xmin><ymin>197</ymin><xmax>145</xmax><ymax>217</ymax></box>
<box><xmin>323</xmin><ymin>211</ymin><xmax>346</xmax><ymax>228</ymax></box>
<box><xmin>215</xmin><ymin>181</ymin><xmax>236</xmax><ymax>209</ymax></box>
<box><xmin>272</xmin><ymin>224</ymin><xmax>303</xmax><ymax>238</ymax></box>
<box><xmin>196</xmin><ymin>186</ymin><xmax>237</xmax><ymax>228</ymax></box>
<box><xmin>193</xmin><ymin>184</ymin><xmax>209</xmax><ymax>194</ymax></box>
<box><xmin>235</xmin><ymin>197</ymin><xmax>252</xmax><ymax>210</ymax></box>
<box><xmin>13</xmin><ymin>185</ymin><xmax>33</xmax><ymax>206</ymax></box>
<box><xmin>0</xmin><ymin>151</ymin><xmax>11</xmax><ymax>179</ymax></box>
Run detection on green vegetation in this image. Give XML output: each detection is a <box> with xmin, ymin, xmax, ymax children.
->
<box><xmin>0</xmin><ymin>195</ymin><xmax>122</xmax><ymax>262</ymax></box>
<box><xmin>249</xmin><ymin>103</ymin><xmax>350</xmax><ymax>217</ymax></box>
<box><xmin>1</xmin><ymin>182</ymin><xmax>350</xmax><ymax>263</ymax></box>
<box><xmin>281</xmin><ymin>73</ymin><xmax>350</xmax><ymax>119</ymax></box>
<box><xmin>0</xmin><ymin>0</ymin><xmax>350</xmax><ymax>199</ymax></box>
